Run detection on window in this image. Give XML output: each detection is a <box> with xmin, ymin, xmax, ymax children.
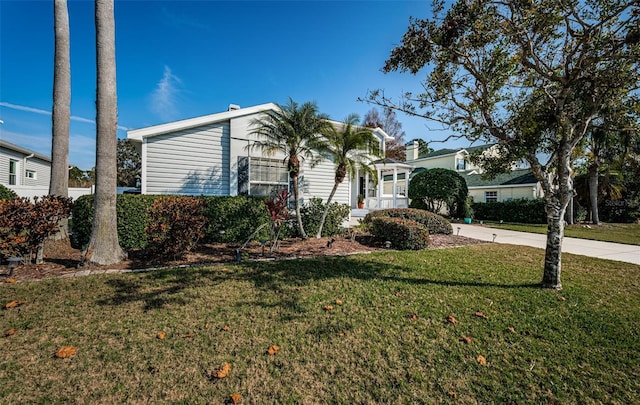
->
<box><xmin>248</xmin><ymin>157</ymin><xmax>289</xmax><ymax>197</ymax></box>
<box><xmin>485</xmin><ymin>191</ymin><xmax>498</xmax><ymax>203</ymax></box>
<box><xmin>25</xmin><ymin>170</ymin><xmax>36</xmax><ymax>180</ymax></box>
<box><xmin>9</xmin><ymin>160</ymin><xmax>17</xmax><ymax>185</ymax></box>
<box><xmin>456</xmin><ymin>158</ymin><xmax>466</xmax><ymax>170</ymax></box>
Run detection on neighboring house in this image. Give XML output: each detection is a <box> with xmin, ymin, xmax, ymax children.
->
<box><xmin>127</xmin><ymin>103</ymin><xmax>413</xmax><ymax>212</ymax></box>
<box><xmin>1</xmin><ymin>139</ymin><xmax>51</xmax><ymax>189</ymax></box>
<box><xmin>0</xmin><ymin>140</ymin><xmax>92</xmax><ymax>200</ymax></box>
<box><xmin>405</xmin><ymin>141</ymin><xmax>542</xmax><ymax>203</ymax></box>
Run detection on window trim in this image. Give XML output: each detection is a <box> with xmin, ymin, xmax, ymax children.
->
<box><xmin>25</xmin><ymin>169</ymin><xmax>37</xmax><ymax>180</ymax></box>
<box><xmin>9</xmin><ymin>159</ymin><xmax>18</xmax><ymax>185</ymax></box>
<box><xmin>248</xmin><ymin>157</ymin><xmax>290</xmax><ymax>197</ymax></box>
<box><xmin>485</xmin><ymin>191</ymin><xmax>498</xmax><ymax>203</ymax></box>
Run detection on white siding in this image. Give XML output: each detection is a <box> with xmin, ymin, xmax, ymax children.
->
<box><xmin>24</xmin><ymin>157</ymin><xmax>50</xmax><ymax>187</ymax></box>
<box><xmin>144</xmin><ymin>122</ymin><xmax>230</xmax><ymax>195</ymax></box>
<box><xmin>301</xmin><ymin>159</ymin><xmax>350</xmax><ymax>205</ymax></box>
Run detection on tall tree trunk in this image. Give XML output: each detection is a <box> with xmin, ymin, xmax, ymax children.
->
<box><xmin>291</xmin><ymin>174</ymin><xmax>307</xmax><ymax>239</ymax></box>
<box><xmin>540</xmin><ymin>145</ymin><xmax>573</xmax><ymax>290</ymax></box>
<box><xmin>587</xmin><ymin>162</ymin><xmax>600</xmax><ymax>224</ymax></box>
<box><xmin>541</xmin><ymin>197</ymin><xmax>567</xmax><ymax>290</ymax></box>
<box><xmin>86</xmin><ymin>0</ymin><xmax>125</xmax><ymax>265</ymax></box>
<box><xmin>49</xmin><ymin>0</ymin><xmax>71</xmax><ymax>241</ymax></box>
<box><xmin>315</xmin><ymin>181</ymin><xmax>340</xmax><ymax>238</ymax></box>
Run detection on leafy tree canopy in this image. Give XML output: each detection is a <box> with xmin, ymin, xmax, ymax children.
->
<box><xmin>117</xmin><ymin>138</ymin><xmax>141</xmax><ymax>187</ymax></box>
<box><xmin>408</xmin><ymin>168</ymin><xmax>468</xmax><ymax>217</ymax></box>
<box><xmin>365</xmin><ymin>0</ymin><xmax>640</xmax><ymax>289</ymax></box>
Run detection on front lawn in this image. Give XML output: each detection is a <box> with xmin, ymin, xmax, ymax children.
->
<box><xmin>2</xmin><ymin>245</ymin><xmax>639</xmax><ymax>403</ymax></box>
<box><xmin>483</xmin><ymin>222</ymin><xmax>640</xmax><ymax>245</ymax></box>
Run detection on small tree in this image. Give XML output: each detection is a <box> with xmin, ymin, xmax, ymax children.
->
<box><xmin>117</xmin><ymin>138</ymin><xmax>141</xmax><ymax>187</ymax></box>
<box><xmin>363</xmin><ymin>107</ymin><xmax>407</xmax><ymax>161</ymax></box>
<box><xmin>315</xmin><ymin>114</ymin><xmax>381</xmax><ymax>238</ymax></box>
<box><xmin>408</xmin><ymin>168</ymin><xmax>468</xmax><ymax>217</ymax></box>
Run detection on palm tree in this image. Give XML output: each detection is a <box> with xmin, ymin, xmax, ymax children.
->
<box><xmin>86</xmin><ymin>0</ymin><xmax>125</xmax><ymax>265</ymax></box>
<box><xmin>49</xmin><ymin>0</ymin><xmax>71</xmax><ymax>239</ymax></box>
<box><xmin>249</xmin><ymin>99</ymin><xmax>330</xmax><ymax>239</ymax></box>
<box><xmin>315</xmin><ymin>114</ymin><xmax>382</xmax><ymax>238</ymax></box>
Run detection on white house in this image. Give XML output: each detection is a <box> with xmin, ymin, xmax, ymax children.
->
<box><xmin>127</xmin><ymin>103</ymin><xmax>414</xmax><ymax>213</ymax></box>
<box><xmin>0</xmin><ymin>140</ymin><xmax>93</xmax><ymax>200</ymax></box>
<box><xmin>1</xmin><ymin>140</ymin><xmax>52</xmax><ymax>196</ymax></box>
<box><xmin>405</xmin><ymin>141</ymin><xmax>542</xmax><ymax>203</ymax></box>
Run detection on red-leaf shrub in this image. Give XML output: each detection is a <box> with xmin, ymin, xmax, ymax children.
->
<box><xmin>145</xmin><ymin>196</ymin><xmax>207</xmax><ymax>258</ymax></box>
<box><xmin>368</xmin><ymin>216</ymin><xmax>430</xmax><ymax>250</ymax></box>
<box><xmin>0</xmin><ymin>195</ymin><xmax>73</xmax><ymax>262</ymax></box>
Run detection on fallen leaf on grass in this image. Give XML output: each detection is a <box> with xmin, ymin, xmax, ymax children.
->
<box><xmin>395</xmin><ymin>291</ymin><xmax>403</xmax><ymax>297</ymax></box>
<box><xmin>460</xmin><ymin>336</ymin><xmax>473</xmax><ymax>344</ymax></box>
<box><xmin>476</xmin><ymin>355</ymin><xmax>487</xmax><ymax>366</ymax></box>
<box><xmin>408</xmin><ymin>313</ymin><xmax>418</xmax><ymax>321</ymax></box>
<box><xmin>5</xmin><ymin>300</ymin><xmax>25</xmax><ymax>309</ymax></box>
<box><xmin>55</xmin><ymin>346</ymin><xmax>77</xmax><ymax>358</ymax></box>
<box><xmin>213</xmin><ymin>363</ymin><xmax>231</xmax><ymax>379</ymax></box>
<box><xmin>157</xmin><ymin>331</ymin><xmax>166</xmax><ymax>340</ymax></box>
<box><xmin>507</xmin><ymin>327</ymin><xmax>516</xmax><ymax>334</ymax></box>
<box><xmin>267</xmin><ymin>345</ymin><xmax>280</xmax><ymax>355</ymax></box>
<box><xmin>474</xmin><ymin>311</ymin><xmax>488</xmax><ymax>319</ymax></box>
<box><xmin>183</xmin><ymin>332</ymin><xmax>193</xmax><ymax>338</ymax></box>
<box><xmin>222</xmin><ymin>325</ymin><xmax>230</xmax><ymax>331</ymax></box>
<box><xmin>5</xmin><ymin>329</ymin><xmax>16</xmax><ymax>337</ymax></box>
<box><xmin>323</xmin><ymin>305</ymin><xmax>334</xmax><ymax>311</ymax></box>
<box><xmin>335</xmin><ymin>299</ymin><xmax>343</xmax><ymax>306</ymax></box>
<box><xmin>230</xmin><ymin>393</ymin><xmax>242</xmax><ymax>404</ymax></box>
<box><xmin>448</xmin><ymin>391</ymin><xmax>457</xmax><ymax>398</ymax></box>
<box><xmin>446</xmin><ymin>315</ymin><xmax>457</xmax><ymax>325</ymax></box>
<box><xmin>557</xmin><ymin>296</ymin><xmax>566</xmax><ymax>301</ymax></box>
<box><xmin>5</xmin><ymin>278</ymin><xmax>17</xmax><ymax>283</ymax></box>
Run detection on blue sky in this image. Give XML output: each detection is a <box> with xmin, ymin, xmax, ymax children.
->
<box><xmin>1</xmin><ymin>0</ymin><xmax>463</xmax><ymax>170</ymax></box>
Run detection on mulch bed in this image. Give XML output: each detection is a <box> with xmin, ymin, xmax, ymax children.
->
<box><xmin>1</xmin><ymin>234</ymin><xmax>485</xmax><ymax>282</ymax></box>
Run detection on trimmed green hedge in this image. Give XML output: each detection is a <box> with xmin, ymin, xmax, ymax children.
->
<box><xmin>202</xmin><ymin>196</ymin><xmax>271</xmax><ymax>243</ymax></box>
<box><xmin>71</xmin><ymin>194</ymin><xmax>159</xmax><ymax>250</ymax></box>
<box><xmin>472</xmin><ymin>198</ymin><xmax>546</xmax><ymax>224</ymax></box>
<box><xmin>369</xmin><ymin>217</ymin><xmax>430</xmax><ymax>250</ymax></box>
<box><xmin>71</xmin><ymin>194</ymin><xmax>273</xmax><ymax>250</ymax></box>
<box><xmin>363</xmin><ymin>208</ymin><xmax>453</xmax><ymax>235</ymax></box>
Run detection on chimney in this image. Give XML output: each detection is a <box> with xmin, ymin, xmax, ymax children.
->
<box><xmin>228</xmin><ymin>104</ymin><xmax>241</xmax><ymax>111</ymax></box>
<box><xmin>405</xmin><ymin>140</ymin><xmax>419</xmax><ymax>161</ymax></box>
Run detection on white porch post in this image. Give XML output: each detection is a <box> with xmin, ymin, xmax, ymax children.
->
<box><xmin>404</xmin><ymin>169</ymin><xmax>410</xmax><ymax>207</ymax></box>
<box><xmin>392</xmin><ymin>167</ymin><xmax>398</xmax><ymax>208</ymax></box>
<box><xmin>365</xmin><ymin>172</ymin><xmax>370</xmax><ymax>209</ymax></box>
<box><xmin>377</xmin><ymin>167</ymin><xmax>382</xmax><ymax>209</ymax></box>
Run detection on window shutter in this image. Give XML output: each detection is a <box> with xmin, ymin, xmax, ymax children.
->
<box><xmin>237</xmin><ymin>156</ymin><xmax>249</xmax><ymax>195</ymax></box>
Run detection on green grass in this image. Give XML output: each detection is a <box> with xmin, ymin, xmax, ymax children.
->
<box><xmin>483</xmin><ymin>222</ymin><xmax>640</xmax><ymax>245</ymax></box>
<box><xmin>2</xmin><ymin>245</ymin><xmax>639</xmax><ymax>403</ymax></box>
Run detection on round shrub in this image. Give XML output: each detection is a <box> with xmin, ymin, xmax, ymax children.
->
<box><xmin>0</xmin><ymin>184</ymin><xmax>17</xmax><ymax>200</ymax></box>
<box><xmin>369</xmin><ymin>217</ymin><xmax>430</xmax><ymax>250</ymax></box>
<box><xmin>408</xmin><ymin>168</ymin><xmax>468</xmax><ymax>217</ymax></box>
<box><xmin>363</xmin><ymin>208</ymin><xmax>453</xmax><ymax>235</ymax></box>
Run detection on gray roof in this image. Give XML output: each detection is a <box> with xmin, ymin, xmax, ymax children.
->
<box><xmin>418</xmin><ymin>144</ymin><xmax>494</xmax><ymax>159</ymax></box>
<box><xmin>463</xmin><ymin>169</ymin><xmax>538</xmax><ymax>187</ymax></box>
<box><xmin>0</xmin><ymin>140</ymin><xmax>51</xmax><ymax>162</ymax></box>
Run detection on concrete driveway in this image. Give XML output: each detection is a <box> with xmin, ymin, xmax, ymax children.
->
<box><xmin>455</xmin><ymin>224</ymin><xmax>640</xmax><ymax>265</ymax></box>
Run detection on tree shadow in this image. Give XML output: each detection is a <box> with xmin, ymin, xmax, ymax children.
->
<box><xmin>95</xmin><ymin>253</ymin><xmax>541</xmax><ymax>312</ymax></box>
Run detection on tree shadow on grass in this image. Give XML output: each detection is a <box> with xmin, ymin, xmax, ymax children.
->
<box><xmin>95</xmin><ymin>252</ymin><xmax>541</xmax><ymax>311</ymax></box>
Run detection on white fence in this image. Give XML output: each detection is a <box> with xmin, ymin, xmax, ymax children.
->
<box><xmin>6</xmin><ymin>185</ymin><xmax>94</xmax><ymax>201</ymax></box>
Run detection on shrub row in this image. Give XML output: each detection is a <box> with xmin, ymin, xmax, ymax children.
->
<box><xmin>146</xmin><ymin>197</ymin><xmax>207</xmax><ymax>258</ymax></box>
<box><xmin>363</xmin><ymin>208</ymin><xmax>453</xmax><ymax>235</ymax></box>
<box><xmin>368</xmin><ymin>217</ymin><xmax>430</xmax><ymax>250</ymax></box>
<box><xmin>472</xmin><ymin>198</ymin><xmax>547</xmax><ymax>224</ymax></box>
<box><xmin>71</xmin><ymin>194</ymin><xmax>349</xmax><ymax>251</ymax></box>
